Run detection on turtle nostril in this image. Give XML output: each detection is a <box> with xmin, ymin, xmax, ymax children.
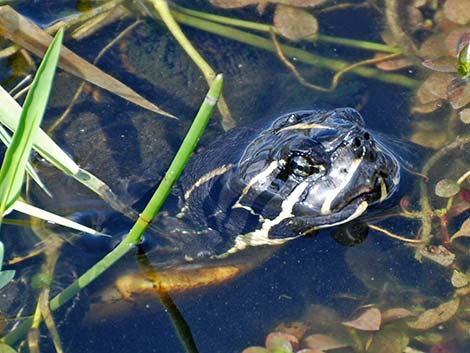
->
<box><xmin>366</xmin><ymin>148</ymin><xmax>377</xmax><ymax>162</ymax></box>
<box><xmin>353</xmin><ymin>137</ymin><xmax>362</xmax><ymax>147</ymax></box>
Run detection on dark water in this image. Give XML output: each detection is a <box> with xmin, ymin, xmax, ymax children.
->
<box><xmin>1</xmin><ymin>1</ymin><xmax>466</xmax><ymax>353</ymax></box>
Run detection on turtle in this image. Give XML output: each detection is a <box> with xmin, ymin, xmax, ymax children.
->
<box><xmin>74</xmin><ymin>106</ymin><xmax>401</xmax><ymax>315</ymax></box>
<box><xmin>146</xmin><ymin>107</ymin><xmax>400</xmax><ymax>260</ymax></box>
<box><xmin>0</xmin><ymin>12</ymin><xmax>403</xmax><ymax>326</ymax></box>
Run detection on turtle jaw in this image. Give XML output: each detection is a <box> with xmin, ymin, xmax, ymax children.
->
<box><xmin>290</xmin><ymin>154</ymin><xmax>400</xmax><ymax>235</ymax></box>
<box><xmin>327</xmin><ymin>170</ymin><xmax>400</xmax><ymax>215</ymax></box>
<box><xmin>290</xmin><ymin>194</ymin><xmax>370</xmax><ymax>235</ymax></box>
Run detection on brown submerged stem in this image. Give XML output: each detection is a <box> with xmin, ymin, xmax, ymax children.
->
<box><xmin>169</xmin><ymin>8</ymin><xmax>417</xmax><ymax>88</ymax></box>
<box><xmin>418</xmin><ymin>137</ymin><xmax>470</xmax><ymax>244</ymax></box>
<box><xmin>385</xmin><ymin>0</ymin><xmax>419</xmax><ymax>57</ymax></box>
<box><xmin>369</xmin><ymin>224</ymin><xmax>425</xmax><ymax>243</ymax></box>
<box><xmin>271</xmin><ymin>28</ymin><xmax>403</xmax><ymax>92</ymax></box>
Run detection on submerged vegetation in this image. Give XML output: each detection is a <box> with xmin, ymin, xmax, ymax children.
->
<box><xmin>0</xmin><ymin>0</ymin><xmax>469</xmax><ymax>353</ymax></box>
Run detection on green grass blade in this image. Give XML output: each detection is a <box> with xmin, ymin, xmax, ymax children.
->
<box><xmin>0</xmin><ymin>85</ymin><xmax>79</xmax><ymax>176</ymax></box>
<box><xmin>2</xmin><ymin>73</ymin><xmax>224</xmax><ymax>346</ymax></box>
<box><xmin>0</xmin><ymin>270</ymin><xmax>15</xmax><ymax>290</ymax></box>
<box><xmin>0</xmin><ymin>29</ymin><xmax>63</xmax><ymax>216</ymax></box>
<box><xmin>0</xmin><ymin>125</ymin><xmax>51</xmax><ymax>197</ymax></box>
<box><xmin>0</xmin><ymin>85</ymin><xmax>144</xmax><ymax>220</ymax></box>
<box><xmin>50</xmin><ymin>73</ymin><xmax>223</xmax><ymax>310</ymax></box>
<box><xmin>13</xmin><ymin>200</ymin><xmax>108</xmax><ymax>236</ymax></box>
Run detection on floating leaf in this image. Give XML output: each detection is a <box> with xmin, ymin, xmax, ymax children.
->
<box><xmin>342</xmin><ymin>307</ymin><xmax>381</xmax><ymax>331</ymax></box>
<box><xmin>242</xmin><ymin>347</ymin><xmax>269</xmax><ymax>353</ymax></box>
<box><xmin>411</xmin><ymin>100</ymin><xmax>443</xmax><ymax>115</ymax></box>
<box><xmin>417</xmin><ymin>245</ymin><xmax>455</xmax><ymax>267</ymax></box>
<box><xmin>275</xmin><ymin>322</ymin><xmax>309</xmax><ymax>340</ymax></box>
<box><xmin>447</xmin><ymin>77</ymin><xmax>470</xmax><ymax>109</ymax></box>
<box><xmin>408</xmin><ymin>298</ymin><xmax>460</xmax><ymax>330</ymax></box>
<box><xmin>409</xmin><ymin>128</ymin><xmax>447</xmax><ymax>149</ymax></box>
<box><xmin>209</xmin><ymin>0</ymin><xmax>260</xmax><ymax>8</ymax></box>
<box><xmin>435</xmin><ymin>179</ymin><xmax>461</xmax><ymax>198</ymax></box>
<box><xmin>426</xmin><ymin>73</ymin><xmax>455</xmax><ymax>100</ymax></box>
<box><xmin>375</xmin><ymin>53</ymin><xmax>412</xmax><ymax>71</ymax></box>
<box><xmin>211</xmin><ymin>0</ymin><xmax>329</xmax><ymax>7</ymax></box>
<box><xmin>419</xmin><ymin>35</ymin><xmax>450</xmax><ymax>60</ymax></box>
<box><xmin>416</xmin><ymin>82</ymin><xmax>441</xmax><ymax>105</ymax></box>
<box><xmin>451</xmin><ymin>269</ymin><xmax>469</xmax><ymax>288</ymax></box>
<box><xmin>274</xmin><ymin>0</ymin><xmax>328</xmax><ymax>6</ymax></box>
<box><xmin>446</xmin><ymin>28</ymin><xmax>469</xmax><ymax>56</ymax></box>
<box><xmin>381</xmin><ymin>308</ymin><xmax>414</xmax><ymax>324</ymax></box>
<box><xmin>303</xmin><ymin>334</ymin><xmax>349</xmax><ymax>351</ymax></box>
<box><xmin>459</xmin><ymin>108</ymin><xmax>470</xmax><ymax>123</ymax></box>
<box><xmin>422</xmin><ymin>57</ymin><xmax>456</xmax><ymax>73</ymax></box>
<box><xmin>365</xmin><ymin>327</ymin><xmax>409</xmax><ymax>353</ymax></box>
<box><xmin>274</xmin><ymin>5</ymin><xmax>318</xmax><ymax>41</ymax></box>
<box><xmin>413</xmin><ymin>0</ymin><xmax>427</xmax><ymax>7</ymax></box>
<box><xmin>416</xmin><ymin>72</ymin><xmax>454</xmax><ymax>105</ymax></box>
<box><xmin>443</xmin><ymin>0</ymin><xmax>470</xmax><ymax>25</ymax></box>
<box><xmin>265</xmin><ymin>332</ymin><xmax>298</xmax><ymax>353</ymax></box>
<box><xmin>451</xmin><ymin>217</ymin><xmax>470</xmax><ymax>242</ymax></box>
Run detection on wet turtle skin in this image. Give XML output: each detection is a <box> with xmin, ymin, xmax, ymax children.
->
<box><xmin>84</xmin><ymin>106</ymin><xmax>401</xmax><ymax>313</ymax></box>
<box><xmin>127</xmin><ymin>107</ymin><xmax>401</xmax><ymax>267</ymax></box>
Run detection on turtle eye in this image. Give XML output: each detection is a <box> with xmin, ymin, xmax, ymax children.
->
<box><xmin>288</xmin><ymin>155</ymin><xmax>325</xmax><ymax>178</ymax></box>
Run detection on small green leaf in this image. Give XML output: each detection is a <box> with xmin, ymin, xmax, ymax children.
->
<box><xmin>0</xmin><ymin>29</ymin><xmax>63</xmax><ymax>215</ymax></box>
<box><xmin>0</xmin><ymin>242</ymin><xmax>15</xmax><ymax>289</ymax></box>
<box><xmin>435</xmin><ymin>179</ymin><xmax>460</xmax><ymax>198</ymax></box>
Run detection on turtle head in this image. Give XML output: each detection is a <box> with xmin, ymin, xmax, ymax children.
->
<box><xmin>236</xmin><ymin>108</ymin><xmax>400</xmax><ymax>236</ymax></box>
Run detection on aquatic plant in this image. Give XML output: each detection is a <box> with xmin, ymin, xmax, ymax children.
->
<box><xmin>0</xmin><ymin>1</ymin><xmax>469</xmax><ymax>353</ymax></box>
